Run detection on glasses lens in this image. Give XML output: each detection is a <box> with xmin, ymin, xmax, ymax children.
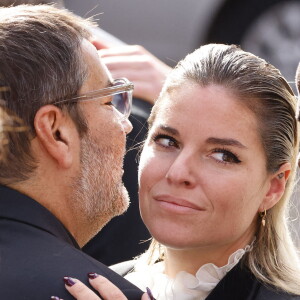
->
<box><xmin>112</xmin><ymin>91</ymin><xmax>132</xmax><ymax>117</ymax></box>
<box><xmin>111</xmin><ymin>79</ymin><xmax>132</xmax><ymax>118</ymax></box>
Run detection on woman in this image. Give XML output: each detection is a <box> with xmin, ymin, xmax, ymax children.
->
<box><xmin>58</xmin><ymin>44</ymin><xmax>300</xmax><ymax>299</ymax></box>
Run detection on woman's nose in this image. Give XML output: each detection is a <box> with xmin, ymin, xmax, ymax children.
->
<box><xmin>165</xmin><ymin>153</ymin><xmax>197</xmax><ymax>188</ymax></box>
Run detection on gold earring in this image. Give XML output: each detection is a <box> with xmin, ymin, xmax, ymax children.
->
<box><xmin>260</xmin><ymin>209</ymin><xmax>266</xmax><ymax>227</ymax></box>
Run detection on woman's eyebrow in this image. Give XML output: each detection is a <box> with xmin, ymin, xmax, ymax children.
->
<box><xmin>157</xmin><ymin>124</ymin><xmax>179</xmax><ymax>136</ymax></box>
<box><xmin>206</xmin><ymin>137</ymin><xmax>247</xmax><ymax>149</ymax></box>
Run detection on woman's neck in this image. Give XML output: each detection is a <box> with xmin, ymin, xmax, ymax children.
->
<box><xmin>163</xmin><ymin>233</ymin><xmax>254</xmax><ymax>278</ymax></box>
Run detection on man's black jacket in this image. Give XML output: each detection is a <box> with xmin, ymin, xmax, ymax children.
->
<box><xmin>0</xmin><ymin>185</ymin><xmax>143</xmax><ymax>300</ymax></box>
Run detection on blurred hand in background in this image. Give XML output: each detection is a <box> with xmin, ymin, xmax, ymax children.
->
<box><xmin>92</xmin><ymin>39</ymin><xmax>171</xmax><ymax>104</ymax></box>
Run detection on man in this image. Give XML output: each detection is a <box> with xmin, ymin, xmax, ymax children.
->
<box><xmin>0</xmin><ymin>5</ymin><xmax>143</xmax><ymax>299</ymax></box>
<box><xmin>1</xmin><ymin>0</ymin><xmax>163</xmax><ymax>266</ymax></box>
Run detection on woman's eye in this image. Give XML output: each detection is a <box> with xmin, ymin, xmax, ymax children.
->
<box><xmin>210</xmin><ymin>149</ymin><xmax>241</xmax><ymax>164</ymax></box>
<box><xmin>152</xmin><ymin>134</ymin><xmax>178</xmax><ymax>149</ymax></box>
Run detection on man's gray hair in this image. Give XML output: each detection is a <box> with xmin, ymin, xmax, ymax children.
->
<box><xmin>0</xmin><ymin>4</ymin><xmax>94</xmax><ymax>183</ymax></box>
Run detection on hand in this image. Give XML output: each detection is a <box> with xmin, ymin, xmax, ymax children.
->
<box><xmin>51</xmin><ymin>274</ymin><xmax>152</xmax><ymax>300</ymax></box>
<box><xmin>92</xmin><ymin>41</ymin><xmax>172</xmax><ymax>104</ymax></box>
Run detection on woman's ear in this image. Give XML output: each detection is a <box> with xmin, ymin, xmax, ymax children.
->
<box><xmin>259</xmin><ymin>162</ymin><xmax>291</xmax><ymax>212</ymax></box>
<box><xmin>34</xmin><ymin>105</ymin><xmax>77</xmax><ymax>169</ymax></box>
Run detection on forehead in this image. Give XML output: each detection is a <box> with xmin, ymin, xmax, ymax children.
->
<box><xmin>155</xmin><ymin>83</ymin><xmax>249</xmax><ymax>117</ymax></box>
<box><xmin>151</xmin><ymin>83</ymin><xmax>260</xmax><ymax>143</ymax></box>
<box><xmin>79</xmin><ymin>39</ymin><xmax>112</xmax><ymax>94</ymax></box>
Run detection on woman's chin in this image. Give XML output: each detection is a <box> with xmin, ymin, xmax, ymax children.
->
<box><xmin>152</xmin><ymin>232</ymin><xmax>202</xmax><ymax>250</ymax></box>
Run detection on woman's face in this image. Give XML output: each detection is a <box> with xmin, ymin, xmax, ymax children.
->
<box><xmin>138</xmin><ymin>83</ymin><xmax>275</xmax><ymax>251</ymax></box>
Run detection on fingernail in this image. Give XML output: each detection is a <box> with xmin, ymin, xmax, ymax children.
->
<box><xmin>87</xmin><ymin>272</ymin><xmax>99</xmax><ymax>279</ymax></box>
<box><xmin>146</xmin><ymin>287</ymin><xmax>155</xmax><ymax>300</ymax></box>
<box><xmin>63</xmin><ymin>277</ymin><xmax>76</xmax><ymax>287</ymax></box>
<box><xmin>50</xmin><ymin>297</ymin><xmax>60</xmax><ymax>300</ymax></box>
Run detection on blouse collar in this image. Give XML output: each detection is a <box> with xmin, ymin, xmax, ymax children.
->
<box><xmin>125</xmin><ymin>243</ymin><xmax>253</xmax><ymax>300</ymax></box>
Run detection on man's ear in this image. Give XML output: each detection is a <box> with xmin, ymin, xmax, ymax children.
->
<box><xmin>34</xmin><ymin>105</ymin><xmax>77</xmax><ymax>168</ymax></box>
<box><xmin>259</xmin><ymin>162</ymin><xmax>291</xmax><ymax>212</ymax></box>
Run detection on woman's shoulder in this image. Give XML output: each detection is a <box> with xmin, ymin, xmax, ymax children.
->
<box><xmin>206</xmin><ymin>261</ymin><xmax>300</xmax><ymax>300</ymax></box>
<box><xmin>256</xmin><ymin>283</ymin><xmax>300</xmax><ymax>300</ymax></box>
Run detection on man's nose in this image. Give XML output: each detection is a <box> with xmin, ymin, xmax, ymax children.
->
<box><xmin>122</xmin><ymin>117</ymin><xmax>133</xmax><ymax>135</ymax></box>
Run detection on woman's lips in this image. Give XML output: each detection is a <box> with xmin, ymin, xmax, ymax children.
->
<box><xmin>153</xmin><ymin>194</ymin><xmax>204</xmax><ymax>211</ymax></box>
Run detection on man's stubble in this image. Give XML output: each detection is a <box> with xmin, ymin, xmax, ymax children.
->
<box><xmin>71</xmin><ymin>132</ymin><xmax>130</xmax><ymax>237</ymax></box>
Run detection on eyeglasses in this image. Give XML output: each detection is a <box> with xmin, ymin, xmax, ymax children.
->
<box><xmin>53</xmin><ymin>78</ymin><xmax>134</xmax><ymax>118</ymax></box>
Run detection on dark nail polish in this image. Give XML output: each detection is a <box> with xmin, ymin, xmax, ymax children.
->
<box><xmin>63</xmin><ymin>277</ymin><xmax>76</xmax><ymax>287</ymax></box>
<box><xmin>146</xmin><ymin>287</ymin><xmax>155</xmax><ymax>300</ymax></box>
<box><xmin>88</xmin><ymin>272</ymin><xmax>99</xmax><ymax>279</ymax></box>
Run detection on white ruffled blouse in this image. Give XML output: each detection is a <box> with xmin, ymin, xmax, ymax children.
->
<box><xmin>125</xmin><ymin>245</ymin><xmax>252</xmax><ymax>300</ymax></box>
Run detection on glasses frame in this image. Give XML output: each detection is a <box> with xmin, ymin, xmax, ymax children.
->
<box><xmin>52</xmin><ymin>78</ymin><xmax>134</xmax><ymax>118</ymax></box>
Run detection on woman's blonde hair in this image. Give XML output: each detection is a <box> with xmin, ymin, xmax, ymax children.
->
<box><xmin>146</xmin><ymin>44</ymin><xmax>300</xmax><ymax>294</ymax></box>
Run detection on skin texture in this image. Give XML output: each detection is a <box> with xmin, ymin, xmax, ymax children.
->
<box><xmin>69</xmin><ymin>40</ymin><xmax>132</xmax><ymax>241</ymax></box>
<box><xmin>138</xmin><ymin>83</ymin><xmax>289</xmax><ymax>277</ymax></box>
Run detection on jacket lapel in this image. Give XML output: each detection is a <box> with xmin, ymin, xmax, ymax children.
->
<box><xmin>206</xmin><ymin>261</ymin><xmax>260</xmax><ymax>300</ymax></box>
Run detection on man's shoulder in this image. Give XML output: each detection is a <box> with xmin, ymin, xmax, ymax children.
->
<box><xmin>0</xmin><ymin>217</ymin><xmax>107</xmax><ymax>278</ymax></box>
<box><xmin>0</xmin><ymin>219</ymin><xmax>142</xmax><ymax>300</ymax></box>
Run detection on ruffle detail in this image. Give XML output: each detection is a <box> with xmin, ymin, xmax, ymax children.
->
<box><xmin>125</xmin><ymin>244</ymin><xmax>253</xmax><ymax>300</ymax></box>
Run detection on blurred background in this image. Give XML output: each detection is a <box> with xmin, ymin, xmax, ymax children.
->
<box><xmin>65</xmin><ymin>0</ymin><xmax>300</xmax><ymax>90</ymax></box>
